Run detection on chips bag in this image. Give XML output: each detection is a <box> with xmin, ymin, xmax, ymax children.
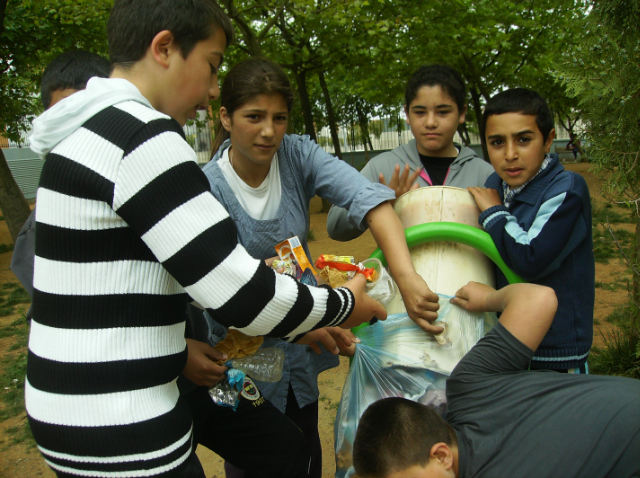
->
<box><xmin>213</xmin><ymin>329</ymin><xmax>264</xmax><ymax>364</ymax></box>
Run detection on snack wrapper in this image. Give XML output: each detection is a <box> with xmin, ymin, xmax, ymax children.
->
<box><xmin>315</xmin><ymin>255</ymin><xmax>357</xmax><ymax>288</ymax></box>
<box><xmin>315</xmin><ymin>254</ymin><xmax>378</xmax><ymax>282</ymax></box>
<box><xmin>213</xmin><ymin>329</ymin><xmax>263</xmax><ymax>364</ymax></box>
<box><xmin>208</xmin><ymin>368</ymin><xmax>246</xmax><ymax>411</ymax></box>
<box><xmin>274</xmin><ymin>236</ymin><xmax>318</xmax><ymax>286</ymax></box>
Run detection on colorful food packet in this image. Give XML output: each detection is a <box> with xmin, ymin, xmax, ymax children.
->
<box><xmin>213</xmin><ymin>329</ymin><xmax>264</xmax><ymax>364</ymax></box>
<box><xmin>314</xmin><ymin>254</ymin><xmax>378</xmax><ymax>285</ymax></box>
<box><xmin>274</xmin><ymin>236</ymin><xmax>318</xmax><ymax>286</ymax></box>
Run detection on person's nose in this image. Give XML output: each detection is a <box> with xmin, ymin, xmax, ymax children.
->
<box><xmin>505</xmin><ymin>141</ymin><xmax>518</xmax><ymax>161</ymax></box>
<box><xmin>425</xmin><ymin>111</ymin><xmax>437</xmax><ymax>129</ymax></box>
<box><xmin>209</xmin><ymin>80</ymin><xmax>220</xmax><ymax>101</ymax></box>
<box><xmin>261</xmin><ymin>120</ymin><xmax>275</xmax><ymax>138</ymax></box>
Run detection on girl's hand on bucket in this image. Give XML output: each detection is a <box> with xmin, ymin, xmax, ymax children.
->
<box><xmin>341</xmin><ymin>273</ymin><xmax>388</xmax><ymax>329</ymax></box>
<box><xmin>396</xmin><ymin>271</ymin><xmax>443</xmax><ymax>335</ymax></box>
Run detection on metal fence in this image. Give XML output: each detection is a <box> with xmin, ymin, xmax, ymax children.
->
<box><xmin>0</xmin><ymin>112</ymin><xmax>577</xmax><ymax>164</ymax></box>
<box><xmin>317</xmin><ymin>115</ymin><xmax>573</xmax><ymax>155</ymax></box>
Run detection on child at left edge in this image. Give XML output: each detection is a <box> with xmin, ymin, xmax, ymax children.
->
<box><xmin>467</xmin><ymin>88</ymin><xmax>594</xmax><ymax>373</ymax></box>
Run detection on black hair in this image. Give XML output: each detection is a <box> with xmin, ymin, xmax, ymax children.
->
<box><xmin>405</xmin><ymin>64</ymin><xmax>466</xmax><ymax>112</ymax></box>
<box><xmin>353</xmin><ymin>398</ymin><xmax>456</xmax><ymax>478</ymax></box>
<box><xmin>211</xmin><ymin>58</ymin><xmax>294</xmax><ymax>154</ymax></box>
<box><xmin>482</xmin><ymin>88</ymin><xmax>555</xmax><ymax>141</ymax></box>
<box><xmin>41</xmin><ymin>51</ymin><xmax>111</xmax><ymax>110</ymax></box>
<box><xmin>108</xmin><ymin>0</ymin><xmax>234</xmax><ymax>67</ymax></box>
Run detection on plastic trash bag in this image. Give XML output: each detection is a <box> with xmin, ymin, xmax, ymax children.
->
<box><xmin>334</xmin><ymin>295</ymin><xmax>497</xmax><ymax>478</ymax></box>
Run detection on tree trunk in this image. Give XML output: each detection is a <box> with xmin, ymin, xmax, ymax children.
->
<box><xmin>457</xmin><ymin>122</ymin><xmax>471</xmax><ymax>146</ymax></box>
<box><xmin>470</xmin><ymin>85</ymin><xmax>489</xmax><ymax>162</ymax></box>
<box><xmin>633</xmin><ymin>214</ymin><xmax>640</xmax><ymax>328</ymax></box>
<box><xmin>0</xmin><ymin>148</ymin><xmax>31</xmax><ymax>243</ymax></box>
<box><xmin>295</xmin><ymin>69</ymin><xmax>316</xmax><ymax>142</ymax></box>
<box><xmin>355</xmin><ymin>101</ymin><xmax>371</xmax><ymax>162</ymax></box>
<box><xmin>317</xmin><ymin>71</ymin><xmax>341</xmax><ymax>159</ymax></box>
<box><xmin>1</xmin><ymin>0</ymin><xmax>8</xmax><ymax>36</ymax></box>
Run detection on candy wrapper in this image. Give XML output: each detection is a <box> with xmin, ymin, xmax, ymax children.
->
<box><xmin>213</xmin><ymin>329</ymin><xmax>263</xmax><ymax>364</ymax></box>
<box><xmin>274</xmin><ymin>236</ymin><xmax>318</xmax><ymax>286</ymax></box>
<box><xmin>208</xmin><ymin>368</ymin><xmax>246</xmax><ymax>411</ymax></box>
<box><xmin>314</xmin><ymin>255</ymin><xmax>397</xmax><ymax>306</ymax></box>
<box><xmin>315</xmin><ymin>255</ymin><xmax>357</xmax><ymax>288</ymax></box>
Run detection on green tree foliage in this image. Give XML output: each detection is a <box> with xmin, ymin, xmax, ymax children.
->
<box><xmin>554</xmin><ymin>0</ymin><xmax>640</xmax><ymax>366</ymax></box>
<box><xmin>0</xmin><ymin>0</ymin><xmax>110</xmax><ymax>242</ymax></box>
<box><xmin>1</xmin><ymin>0</ymin><xmax>110</xmax><ymax>141</ymax></box>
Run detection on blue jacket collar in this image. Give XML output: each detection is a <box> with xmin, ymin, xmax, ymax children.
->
<box><xmin>487</xmin><ymin>157</ymin><xmax>564</xmax><ymax>206</ymax></box>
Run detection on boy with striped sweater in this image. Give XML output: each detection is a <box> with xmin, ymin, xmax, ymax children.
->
<box><xmin>25</xmin><ymin>1</ymin><xmax>387</xmax><ymax>477</ymax></box>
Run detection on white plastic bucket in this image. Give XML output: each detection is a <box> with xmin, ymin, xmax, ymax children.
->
<box><xmin>385</xmin><ymin>186</ymin><xmax>496</xmax><ymax>314</ymax></box>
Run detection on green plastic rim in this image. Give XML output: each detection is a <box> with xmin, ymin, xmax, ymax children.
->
<box><xmin>352</xmin><ymin>222</ymin><xmax>524</xmax><ymax>335</ymax></box>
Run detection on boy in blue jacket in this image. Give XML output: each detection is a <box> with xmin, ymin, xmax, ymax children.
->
<box><xmin>467</xmin><ymin>88</ymin><xmax>594</xmax><ymax>373</ymax></box>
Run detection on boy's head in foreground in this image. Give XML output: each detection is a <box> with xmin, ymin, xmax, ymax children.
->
<box><xmin>404</xmin><ymin>65</ymin><xmax>467</xmax><ymax>158</ymax></box>
<box><xmin>41</xmin><ymin>51</ymin><xmax>111</xmax><ymax>110</ymax></box>
<box><xmin>482</xmin><ymin>88</ymin><xmax>556</xmax><ymax>189</ymax></box>
<box><xmin>108</xmin><ymin>0</ymin><xmax>234</xmax><ymax>126</ymax></box>
<box><xmin>353</xmin><ymin>397</ymin><xmax>458</xmax><ymax>478</ymax></box>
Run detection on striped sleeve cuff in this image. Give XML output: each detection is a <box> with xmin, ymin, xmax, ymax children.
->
<box><xmin>284</xmin><ymin>286</ymin><xmax>355</xmax><ymax>343</ymax></box>
<box><xmin>478</xmin><ymin>205</ymin><xmax>510</xmax><ymax>230</ymax></box>
<box><xmin>327</xmin><ymin>287</ymin><xmax>355</xmax><ymax>327</ymax></box>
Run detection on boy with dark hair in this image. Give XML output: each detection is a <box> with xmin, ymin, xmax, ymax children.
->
<box><xmin>353</xmin><ymin>282</ymin><xmax>640</xmax><ymax>478</ymax></box>
<box><xmin>10</xmin><ymin>50</ymin><xmax>110</xmax><ymax>318</ymax></box>
<box><xmin>468</xmin><ymin>88</ymin><xmax>594</xmax><ymax>373</ymax></box>
<box><xmin>40</xmin><ymin>50</ymin><xmax>111</xmax><ymax>110</ymax></box>
<box><xmin>26</xmin><ymin>1</ymin><xmax>385</xmax><ymax>477</ymax></box>
<box><xmin>327</xmin><ymin>64</ymin><xmax>493</xmax><ymax>241</ymax></box>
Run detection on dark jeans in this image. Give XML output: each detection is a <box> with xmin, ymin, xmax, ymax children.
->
<box><xmin>224</xmin><ymin>385</ymin><xmax>322</xmax><ymax>478</ymax></box>
<box><xmin>185</xmin><ymin>385</ymin><xmax>311</xmax><ymax>478</ymax></box>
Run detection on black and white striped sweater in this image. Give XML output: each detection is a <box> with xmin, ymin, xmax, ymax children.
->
<box><xmin>26</xmin><ymin>100</ymin><xmax>354</xmax><ymax>477</ymax></box>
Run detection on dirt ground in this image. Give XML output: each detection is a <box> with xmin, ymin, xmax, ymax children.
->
<box><xmin>0</xmin><ymin>162</ymin><xmax>632</xmax><ymax>477</ymax></box>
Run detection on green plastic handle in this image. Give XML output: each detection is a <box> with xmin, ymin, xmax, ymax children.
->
<box><xmin>352</xmin><ymin>222</ymin><xmax>524</xmax><ymax>335</ymax></box>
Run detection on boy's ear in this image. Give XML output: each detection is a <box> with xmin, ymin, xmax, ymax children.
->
<box><xmin>430</xmin><ymin>442</ymin><xmax>454</xmax><ymax>471</ymax></box>
<box><xmin>149</xmin><ymin>30</ymin><xmax>178</xmax><ymax>69</ymax></box>
<box><xmin>404</xmin><ymin>105</ymin><xmax>410</xmax><ymax>125</ymax></box>
<box><xmin>458</xmin><ymin>105</ymin><xmax>467</xmax><ymax>125</ymax></box>
<box><xmin>544</xmin><ymin>128</ymin><xmax>556</xmax><ymax>153</ymax></box>
<box><xmin>220</xmin><ymin>107</ymin><xmax>232</xmax><ymax>132</ymax></box>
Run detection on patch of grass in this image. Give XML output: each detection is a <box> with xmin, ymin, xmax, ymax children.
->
<box><xmin>0</xmin><ymin>283</ymin><xmax>30</xmax><ymax>317</ymax></box>
<box><xmin>594</xmin><ymin>281</ymin><xmax>626</xmax><ymax>291</ymax></box>
<box><xmin>0</xmin><ymin>311</ymin><xmax>33</xmax><ymax>448</ymax></box>
<box><xmin>589</xmin><ymin>326</ymin><xmax>640</xmax><ymax>379</ymax></box>
<box><xmin>5</xmin><ymin>422</ymin><xmax>35</xmax><ymax>448</ymax></box>
<box><xmin>307</xmin><ymin>229</ymin><xmax>316</xmax><ymax>242</ymax></box>
<box><xmin>592</xmin><ymin>202</ymin><xmax>635</xmax><ymax>224</ymax></box>
<box><xmin>592</xmin><ymin>227</ymin><xmax>634</xmax><ymax>264</ymax></box>
<box><xmin>604</xmin><ymin>306</ymin><xmax>634</xmax><ymax>327</ymax></box>
<box><xmin>0</xmin><ymin>243</ymin><xmax>14</xmax><ymax>254</ymax></box>
<box><xmin>593</xmin><ymin>318</ymin><xmax>601</xmax><ymax>325</ymax></box>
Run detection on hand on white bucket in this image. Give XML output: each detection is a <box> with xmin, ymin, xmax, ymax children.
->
<box><xmin>395</xmin><ymin>271</ymin><xmax>443</xmax><ymax>335</ymax></box>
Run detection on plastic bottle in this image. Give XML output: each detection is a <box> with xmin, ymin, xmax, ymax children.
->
<box><xmin>227</xmin><ymin>347</ymin><xmax>285</xmax><ymax>382</ymax></box>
